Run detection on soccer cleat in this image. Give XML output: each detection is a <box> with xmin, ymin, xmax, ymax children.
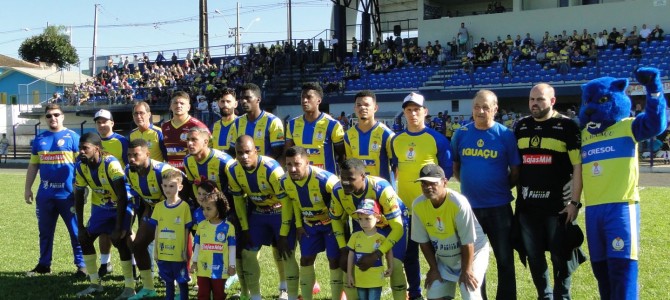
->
<box><xmin>128</xmin><ymin>288</ymin><xmax>158</xmax><ymax>300</ymax></box>
<box><xmin>26</xmin><ymin>264</ymin><xmax>51</xmax><ymax>276</ymax></box>
<box><xmin>98</xmin><ymin>263</ymin><xmax>113</xmax><ymax>277</ymax></box>
<box><xmin>278</xmin><ymin>289</ymin><xmax>289</xmax><ymax>300</ymax></box>
<box><xmin>225</xmin><ymin>274</ymin><xmax>239</xmax><ymax>288</ymax></box>
<box><xmin>73</xmin><ymin>267</ymin><xmax>88</xmax><ymax>280</ymax></box>
<box><xmin>114</xmin><ymin>287</ymin><xmax>136</xmax><ymax>300</ymax></box>
<box><xmin>76</xmin><ymin>284</ymin><xmax>103</xmax><ymax>297</ymax></box>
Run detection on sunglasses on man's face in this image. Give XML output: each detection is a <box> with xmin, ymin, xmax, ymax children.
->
<box><xmin>45</xmin><ymin>113</ymin><xmax>62</xmax><ymax>119</ymax></box>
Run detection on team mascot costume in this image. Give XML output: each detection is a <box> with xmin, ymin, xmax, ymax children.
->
<box><xmin>579</xmin><ymin>67</ymin><xmax>667</xmax><ymax>299</ymax></box>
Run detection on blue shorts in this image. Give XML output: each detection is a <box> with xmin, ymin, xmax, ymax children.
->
<box><xmin>585</xmin><ymin>202</ymin><xmax>640</xmax><ymax>261</ymax></box>
<box><xmin>300</xmin><ymin>221</ymin><xmax>339</xmax><ymax>259</ymax></box>
<box><xmin>157</xmin><ymin>260</ymin><xmax>190</xmax><ymax>283</ymax></box>
<box><xmin>248</xmin><ymin>213</ymin><xmax>296</xmax><ymax>250</ymax></box>
<box><xmin>87</xmin><ymin>205</ymin><xmax>133</xmax><ymax>236</ymax></box>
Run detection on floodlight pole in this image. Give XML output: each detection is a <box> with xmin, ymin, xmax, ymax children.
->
<box><xmin>91</xmin><ymin>4</ymin><xmax>99</xmax><ymax>77</ymax></box>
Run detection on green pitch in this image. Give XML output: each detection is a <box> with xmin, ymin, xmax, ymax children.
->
<box><xmin>2</xmin><ymin>170</ymin><xmax>668</xmax><ymax>299</ymax></box>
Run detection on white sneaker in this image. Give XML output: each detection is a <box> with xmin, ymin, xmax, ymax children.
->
<box><xmin>114</xmin><ymin>287</ymin><xmax>136</xmax><ymax>300</ymax></box>
<box><xmin>76</xmin><ymin>284</ymin><xmax>103</xmax><ymax>297</ymax></box>
<box><xmin>278</xmin><ymin>289</ymin><xmax>289</xmax><ymax>300</ymax></box>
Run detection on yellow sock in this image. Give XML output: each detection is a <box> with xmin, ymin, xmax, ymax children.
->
<box><xmin>300</xmin><ymin>265</ymin><xmax>316</xmax><ymax>300</ymax></box>
<box><xmin>283</xmin><ymin>251</ymin><xmax>299</xmax><ymax>298</ymax></box>
<box><xmin>140</xmin><ymin>269</ymin><xmax>154</xmax><ymax>290</ymax></box>
<box><xmin>242</xmin><ymin>249</ymin><xmax>261</xmax><ymax>296</ymax></box>
<box><xmin>272</xmin><ymin>247</ymin><xmax>286</xmax><ymax>284</ymax></box>
<box><xmin>120</xmin><ymin>260</ymin><xmax>135</xmax><ymax>288</ymax></box>
<box><xmin>237</xmin><ymin>257</ymin><xmax>249</xmax><ymax>296</ymax></box>
<box><xmin>84</xmin><ymin>254</ymin><xmax>99</xmax><ymax>284</ymax></box>
<box><xmin>390</xmin><ymin>258</ymin><xmax>407</xmax><ymax>300</ymax></box>
<box><xmin>329</xmin><ymin>268</ymin><xmax>344</xmax><ymax>300</ymax></box>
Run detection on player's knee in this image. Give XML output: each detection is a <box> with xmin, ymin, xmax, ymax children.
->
<box><xmin>328</xmin><ymin>258</ymin><xmax>340</xmax><ymax>269</ymax></box>
<box><xmin>300</xmin><ymin>255</ymin><xmax>317</xmax><ymax>266</ymax></box>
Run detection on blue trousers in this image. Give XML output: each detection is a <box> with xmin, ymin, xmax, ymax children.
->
<box><xmin>36</xmin><ymin>196</ymin><xmax>84</xmax><ymax>267</ymax></box>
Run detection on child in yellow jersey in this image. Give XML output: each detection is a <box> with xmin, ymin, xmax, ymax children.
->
<box><xmin>191</xmin><ymin>189</ymin><xmax>236</xmax><ymax>300</ymax></box>
<box><xmin>151</xmin><ymin>169</ymin><xmax>192</xmax><ymax>300</ymax></box>
<box><xmin>346</xmin><ymin>199</ymin><xmax>393</xmax><ymax>300</ymax></box>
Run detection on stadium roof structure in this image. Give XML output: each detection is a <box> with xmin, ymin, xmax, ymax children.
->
<box><xmin>0</xmin><ymin>54</ymin><xmax>39</xmax><ymax>69</ymax></box>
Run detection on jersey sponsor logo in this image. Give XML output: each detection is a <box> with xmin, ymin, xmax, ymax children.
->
<box><xmin>159</xmin><ymin>242</ymin><xmax>176</xmax><ymax>251</ymax></box>
<box><xmin>306</xmin><ymin>148</ymin><xmax>321</xmax><ymax>156</ymax></box>
<box><xmin>202</xmin><ymin>243</ymin><xmax>224</xmax><ymax>251</ymax></box>
<box><xmin>361</xmin><ymin>159</ymin><xmax>377</xmax><ymax>167</ymax></box>
<box><xmin>41</xmin><ymin>180</ymin><xmax>66</xmax><ymax>189</ymax></box>
<box><xmin>40</xmin><ymin>153</ymin><xmax>66</xmax><ymax>161</ymax></box>
<box><xmin>460</xmin><ymin>148</ymin><xmax>499</xmax><ymax>159</ymax></box>
<box><xmin>169</xmin><ymin>160</ymin><xmax>184</xmax><ymax>169</ymax></box>
<box><xmin>159</xmin><ymin>228</ymin><xmax>177</xmax><ymax>240</ymax></box>
<box><xmin>582</xmin><ymin>130</ymin><xmax>613</xmax><ymax>143</ymax></box>
<box><xmin>431</xmin><ymin>240</ymin><xmax>461</xmax><ymax>251</ymax></box>
<box><xmin>582</xmin><ymin>146</ymin><xmax>616</xmax><ymax>158</ymax></box>
<box><xmin>521</xmin><ymin>186</ymin><xmax>551</xmax><ymax>199</ymax></box>
<box><xmin>166</xmin><ymin>147</ymin><xmax>185</xmax><ymax>154</ymax></box>
<box><xmin>522</xmin><ymin>154</ymin><xmax>552</xmax><ymax>164</ymax></box>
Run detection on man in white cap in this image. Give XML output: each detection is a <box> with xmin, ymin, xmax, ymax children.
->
<box><xmin>390</xmin><ymin>92</ymin><xmax>452</xmax><ymax>300</ymax></box>
<box><xmin>412</xmin><ymin>164</ymin><xmax>489</xmax><ymax>300</ymax></box>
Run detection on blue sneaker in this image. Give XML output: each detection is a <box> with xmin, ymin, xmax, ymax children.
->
<box><xmin>128</xmin><ymin>288</ymin><xmax>158</xmax><ymax>299</ymax></box>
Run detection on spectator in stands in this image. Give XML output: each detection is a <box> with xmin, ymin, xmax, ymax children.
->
<box><xmin>627</xmin><ymin>28</ymin><xmax>640</xmax><ymax>47</ymax></box>
<box><xmin>196</xmin><ymin>94</ymin><xmax>209</xmax><ymax>126</ymax></box>
<box><xmin>331</xmin><ymin>34</ymin><xmax>339</xmax><ymax>62</ymax></box>
<box><xmin>49</xmin><ymin>92</ymin><xmax>62</xmax><ymax>104</ymax></box>
<box><xmin>514</xmin><ymin>35</ymin><xmax>523</xmax><ymax>49</ymax></box>
<box><xmin>587</xmin><ymin>44</ymin><xmax>599</xmax><ymax>62</ymax></box>
<box><xmin>458</xmin><ymin>22</ymin><xmax>469</xmax><ymax>54</ymax></box>
<box><xmin>651</xmin><ymin>24</ymin><xmax>665</xmax><ymax>41</ymax></box>
<box><xmin>629</xmin><ymin>44</ymin><xmax>643</xmax><ymax>62</ymax></box>
<box><xmin>595</xmin><ymin>32</ymin><xmax>608</xmax><ymax>50</ymax></box>
<box><xmin>607</xmin><ymin>28</ymin><xmax>620</xmax><ymax>45</ymax></box>
<box><xmin>639</xmin><ymin>24</ymin><xmax>652</xmax><ymax>43</ymax></box>
<box><xmin>570</xmin><ymin>50</ymin><xmax>586</xmax><ymax>68</ymax></box>
<box><xmin>523</xmin><ymin>33</ymin><xmax>535</xmax><ymax>47</ymax></box>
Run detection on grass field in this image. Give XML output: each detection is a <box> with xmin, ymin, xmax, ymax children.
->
<box><xmin>2</xmin><ymin>169</ymin><xmax>669</xmax><ymax>299</ymax></box>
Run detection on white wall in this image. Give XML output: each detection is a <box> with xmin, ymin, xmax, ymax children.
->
<box><xmin>418</xmin><ymin>1</ymin><xmax>670</xmax><ymax>47</ymax></box>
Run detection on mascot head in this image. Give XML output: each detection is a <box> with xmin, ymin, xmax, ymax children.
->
<box><xmin>579</xmin><ymin>77</ymin><xmax>631</xmax><ymax>135</ymax></box>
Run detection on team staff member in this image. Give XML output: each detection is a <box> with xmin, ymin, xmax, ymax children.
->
<box><xmin>344</xmin><ymin>90</ymin><xmax>395</xmax><ymax>181</ymax></box>
<box><xmin>390</xmin><ymin>92</ymin><xmax>452</xmax><ymax>300</ymax></box>
<box><xmin>329</xmin><ymin>158</ymin><xmax>409</xmax><ymax>300</ymax></box>
<box><xmin>24</xmin><ymin>104</ymin><xmax>85</xmax><ymax>277</ymax></box>
<box><xmin>286</xmin><ymin>82</ymin><xmax>345</xmax><ymax>175</ymax></box>
<box><xmin>94</xmin><ymin>108</ymin><xmax>129</xmax><ymax>277</ymax></box>
<box><xmin>412</xmin><ymin>164</ymin><xmax>490</xmax><ymax>300</ymax></box>
<box><xmin>452</xmin><ymin>89</ymin><xmax>521</xmax><ymax>300</ymax></box>
<box><xmin>514</xmin><ymin>83</ymin><xmax>583</xmax><ymax>299</ymax></box>
<box><xmin>73</xmin><ymin>133</ymin><xmax>136</xmax><ymax>299</ymax></box>
<box><xmin>228</xmin><ymin>83</ymin><xmax>285</xmax><ymax>159</ymax></box>
<box><xmin>279</xmin><ymin>146</ymin><xmax>342</xmax><ymax>300</ymax></box>
<box><xmin>130</xmin><ymin>101</ymin><xmax>167</xmax><ymax>162</ymax></box>
<box><xmin>227</xmin><ymin>135</ymin><xmax>299</xmax><ymax>300</ymax></box>
<box><xmin>125</xmin><ymin>139</ymin><xmax>182</xmax><ymax>299</ymax></box>
<box><xmin>162</xmin><ymin>91</ymin><xmax>209</xmax><ymax>170</ymax></box>
<box><xmin>211</xmin><ymin>88</ymin><xmax>238</xmax><ymax>152</ymax></box>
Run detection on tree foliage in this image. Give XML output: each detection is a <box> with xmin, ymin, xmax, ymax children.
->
<box><xmin>18</xmin><ymin>26</ymin><xmax>79</xmax><ymax>68</ymax></box>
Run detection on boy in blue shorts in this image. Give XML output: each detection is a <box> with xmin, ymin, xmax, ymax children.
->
<box><xmin>150</xmin><ymin>169</ymin><xmax>193</xmax><ymax>300</ymax></box>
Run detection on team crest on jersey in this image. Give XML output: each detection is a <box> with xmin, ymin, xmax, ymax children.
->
<box><xmin>316</xmin><ymin>131</ymin><xmax>324</xmax><ymax>141</ymax></box>
<box><xmin>147</xmin><ymin>141</ymin><xmax>153</xmax><ymax>148</ymax></box>
<box><xmin>175</xmin><ymin>216</ymin><xmax>182</xmax><ymax>224</ymax></box>
<box><xmin>406</xmin><ymin>142</ymin><xmax>416</xmax><ymax>160</ymax></box>
<box><xmin>313</xmin><ymin>193</ymin><xmax>321</xmax><ymax>203</ymax></box>
<box><xmin>374</xmin><ymin>239</ymin><xmax>381</xmax><ymax>250</ymax></box>
<box><xmin>209</xmin><ymin>172</ymin><xmax>217</xmax><ymax>181</ymax></box>
<box><xmin>260</xmin><ymin>181</ymin><xmax>268</xmax><ymax>190</ymax></box>
<box><xmin>436</xmin><ymin>217</ymin><xmax>444</xmax><ymax>232</ymax></box>
<box><xmin>150</xmin><ymin>184</ymin><xmax>158</xmax><ymax>193</ymax></box>
<box><xmin>216</xmin><ymin>232</ymin><xmax>226</xmax><ymax>242</ymax></box>
<box><xmin>612</xmin><ymin>237</ymin><xmax>624</xmax><ymax>251</ymax></box>
<box><xmin>57</xmin><ymin>139</ymin><xmax>65</xmax><ymax>147</ymax></box>
<box><xmin>101</xmin><ymin>177</ymin><xmax>108</xmax><ymax>185</ymax></box>
<box><xmin>530</xmin><ymin>136</ymin><xmax>540</xmax><ymax>148</ymax></box>
<box><xmin>180</xmin><ymin>133</ymin><xmax>188</xmax><ymax>141</ymax></box>
<box><xmin>371</xmin><ymin>141</ymin><xmax>379</xmax><ymax>151</ymax></box>
<box><xmin>592</xmin><ymin>162</ymin><xmax>601</xmax><ymax>176</ymax></box>
<box><xmin>477</xmin><ymin>139</ymin><xmax>484</xmax><ymax>148</ymax></box>
<box><xmin>256</xmin><ymin>129</ymin><xmax>262</xmax><ymax>139</ymax></box>
<box><xmin>202</xmin><ymin>262</ymin><xmax>208</xmax><ymax>270</ymax></box>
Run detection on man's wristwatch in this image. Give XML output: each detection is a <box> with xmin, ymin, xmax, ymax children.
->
<box><xmin>569</xmin><ymin>200</ymin><xmax>582</xmax><ymax>209</ymax></box>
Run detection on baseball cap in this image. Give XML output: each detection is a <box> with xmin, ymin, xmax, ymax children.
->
<box><xmin>415</xmin><ymin>164</ymin><xmax>446</xmax><ymax>183</ymax></box>
<box><xmin>402</xmin><ymin>92</ymin><xmax>425</xmax><ymax>108</ymax></box>
<box><xmin>354</xmin><ymin>199</ymin><xmax>381</xmax><ymax>215</ymax></box>
<box><xmin>94</xmin><ymin>109</ymin><xmax>113</xmax><ymax>121</ymax></box>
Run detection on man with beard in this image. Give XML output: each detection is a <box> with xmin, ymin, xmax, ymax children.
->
<box><xmin>125</xmin><ymin>138</ymin><xmax>184</xmax><ymax>299</ymax></box>
<box><xmin>451</xmin><ymin>90</ymin><xmax>521</xmax><ymax>300</ymax></box>
<box><xmin>344</xmin><ymin>90</ymin><xmax>395</xmax><ymax>181</ymax></box>
<box><xmin>228</xmin><ymin>83</ymin><xmax>285</xmax><ymax>160</ymax></box>
<box><xmin>329</xmin><ymin>158</ymin><xmax>409</xmax><ymax>300</ymax></box>
<box><xmin>514</xmin><ymin>83</ymin><xmax>584</xmax><ymax>299</ymax></box>
<box><xmin>130</xmin><ymin>101</ymin><xmax>167</xmax><ymax>162</ymax></box>
<box><xmin>162</xmin><ymin>91</ymin><xmax>209</xmax><ymax>170</ymax></box>
<box><xmin>24</xmin><ymin>104</ymin><xmax>86</xmax><ymax>277</ymax></box>
<box><xmin>73</xmin><ymin>133</ymin><xmax>136</xmax><ymax>299</ymax></box>
<box><xmin>211</xmin><ymin>88</ymin><xmax>238</xmax><ymax>152</ymax></box>
<box><xmin>226</xmin><ymin>135</ymin><xmax>298</xmax><ymax>300</ymax></box>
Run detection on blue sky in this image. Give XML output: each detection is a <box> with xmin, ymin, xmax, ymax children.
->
<box><xmin>0</xmin><ymin>0</ymin><xmax>332</xmax><ymax>63</ymax></box>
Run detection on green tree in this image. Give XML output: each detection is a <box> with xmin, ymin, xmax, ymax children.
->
<box><xmin>18</xmin><ymin>26</ymin><xmax>79</xmax><ymax>68</ymax></box>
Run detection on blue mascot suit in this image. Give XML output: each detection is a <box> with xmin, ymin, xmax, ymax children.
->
<box><xmin>579</xmin><ymin>67</ymin><xmax>667</xmax><ymax>300</ymax></box>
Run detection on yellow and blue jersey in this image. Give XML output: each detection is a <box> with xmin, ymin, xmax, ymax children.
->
<box><xmin>347</xmin><ymin>231</ymin><xmax>387</xmax><ymax>288</ymax></box>
<box><xmin>211</xmin><ymin>117</ymin><xmax>238</xmax><ymax>152</ymax></box>
<box><xmin>150</xmin><ymin>199</ymin><xmax>193</xmax><ymax>262</ymax></box>
<box><xmin>194</xmin><ymin>220</ymin><xmax>236</xmax><ymax>279</ymax></box>
<box><xmin>280</xmin><ymin>166</ymin><xmax>339</xmax><ymax>235</ymax></box>
<box><xmin>130</xmin><ymin>124</ymin><xmax>168</xmax><ymax>162</ymax></box>
<box><xmin>74</xmin><ymin>154</ymin><xmax>129</xmax><ymax>209</ymax></box>
<box><xmin>184</xmin><ymin>149</ymin><xmax>234</xmax><ymax>195</ymax></box>
<box><xmin>229</xmin><ymin>111</ymin><xmax>284</xmax><ymax>156</ymax></box>
<box><xmin>125</xmin><ymin>159</ymin><xmax>179</xmax><ymax>207</ymax></box>
<box><xmin>30</xmin><ymin>129</ymin><xmax>80</xmax><ymax>200</ymax></box>
<box><xmin>581</xmin><ymin>118</ymin><xmax>639</xmax><ymax>206</ymax></box>
<box><xmin>391</xmin><ymin>127</ymin><xmax>452</xmax><ymax>211</ymax></box>
<box><xmin>226</xmin><ymin>156</ymin><xmax>289</xmax><ymax>230</ymax></box>
<box><xmin>344</xmin><ymin>122</ymin><xmax>395</xmax><ymax>181</ymax></box>
<box><xmin>329</xmin><ymin>176</ymin><xmax>404</xmax><ymax>253</ymax></box>
<box><xmin>287</xmin><ymin>113</ymin><xmax>345</xmax><ymax>174</ymax></box>
<box><xmin>101</xmin><ymin>132</ymin><xmax>129</xmax><ymax>169</ymax></box>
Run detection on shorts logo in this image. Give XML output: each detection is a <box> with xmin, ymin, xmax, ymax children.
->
<box><xmin>612</xmin><ymin>237</ymin><xmax>625</xmax><ymax>251</ymax></box>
